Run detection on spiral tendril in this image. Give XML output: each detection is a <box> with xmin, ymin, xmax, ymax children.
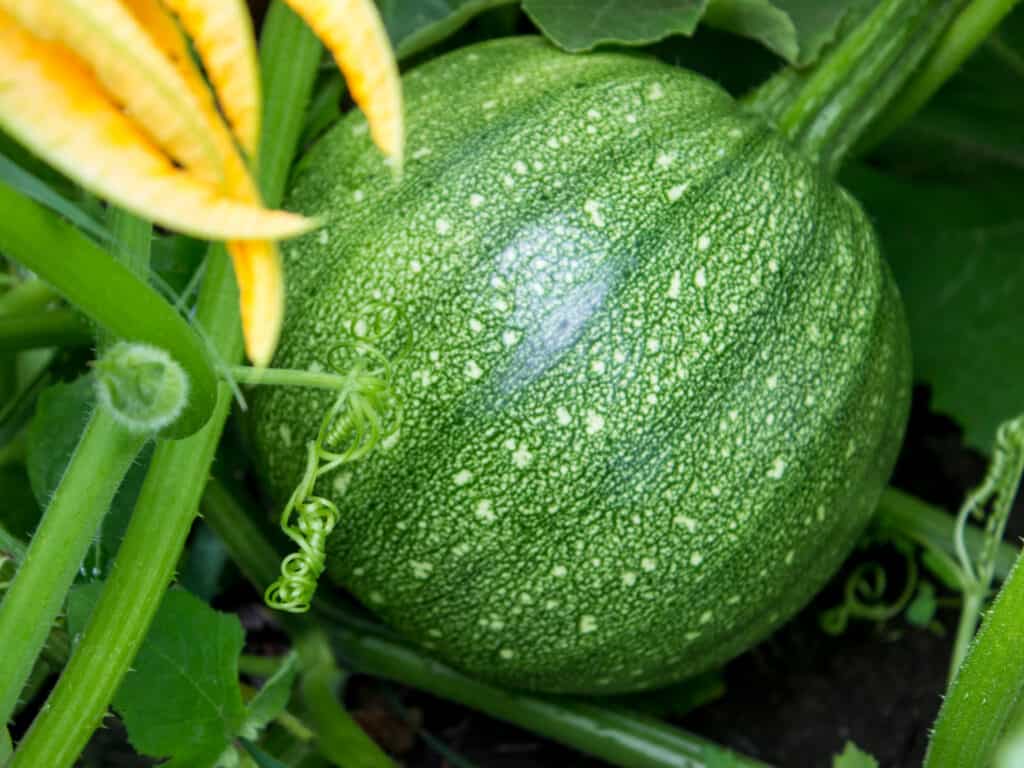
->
<box><xmin>265</xmin><ymin>302</ymin><xmax>408</xmax><ymax>613</ymax></box>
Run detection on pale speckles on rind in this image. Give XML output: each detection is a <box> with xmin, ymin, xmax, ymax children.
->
<box><xmin>551</xmin><ymin>565</ymin><xmax>568</xmax><ymax>578</ymax></box>
<box><xmin>436</xmin><ymin>218</ymin><xmax>451</xmax><ymax>235</ymax></box>
<box><xmin>767</xmin><ymin>457</ymin><xmax>787</xmax><ymax>480</ymax></box>
<box><xmin>697</xmin><ymin>234</ymin><xmax>711</xmax><ymax>251</ymax></box>
<box><xmin>453</xmin><ymin>469</ymin><xmax>473</xmax><ymax>486</ymax></box>
<box><xmin>690</xmin><ymin>552</ymin><xmax>704</xmax><ymax>566</ymax></box>
<box><xmin>579</xmin><ymin>615</ymin><xmax>598</xmax><ymax>634</ymax></box>
<box><xmin>470</xmin><ymin>193</ymin><xmax>485</xmax><ymax>208</ymax></box>
<box><xmin>640</xmin><ymin>557</ymin><xmax>657</xmax><ymax>572</ymax></box>
<box><xmin>694</xmin><ymin>267</ymin><xmax>708</xmax><ymax>289</ymax></box>
<box><xmin>585</xmin><ymin>410</ymin><xmax>605</xmax><ymax>435</ymax></box>
<box><xmin>511</xmin><ymin>443</ymin><xmax>534</xmax><ymax>468</ymax></box>
<box><xmin>584</xmin><ymin>200</ymin><xmax>605</xmax><ymax>228</ymax></box>
<box><xmin>667</xmin><ymin>184</ymin><xmax>687</xmax><ymax>202</ymax></box>
<box><xmin>667</xmin><ymin>270</ymin><xmax>681</xmax><ymax>300</ymax></box>
<box><xmin>475</xmin><ymin>499</ymin><xmax>496</xmax><ymax>522</ymax></box>
<box><xmin>647</xmin><ymin>82</ymin><xmax>664</xmax><ymax>101</ymax></box>
<box><xmin>464</xmin><ymin>360</ymin><xmax>483</xmax><ymax>379</ymax></box>
<box><xmin>621</xmin><ymin>571</ymin><xmax>637</xmax><ymax>587</ymax></box>
<box><xmin>674</xmin><ymin>515</ymin><xmax>697</xmax><ymax>533</ymax></box>
<box><xmin>555</xmin><ymin>406</ymin><xmax>571</xmax><ymax>426</ymax></box>
<box><xmin>411</xmin><ymin>560</ymin><xmax>434</xmax><ymax>579</ymax></box>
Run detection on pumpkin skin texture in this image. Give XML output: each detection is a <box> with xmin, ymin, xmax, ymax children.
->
<box><xmin>251</xmin><ymin>37</ymin><xmax>912</xmax><ymax>694</ymax></box>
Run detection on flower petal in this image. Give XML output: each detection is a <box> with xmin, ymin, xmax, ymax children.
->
<box><xmin>283</xmin><ymin>0</ymin><xmax>404</xmax><ymax>168</ymax></box>
<box><xmin>0</xmin><ymin>12</ymin><xmax>315</xmax><ymax>241</ymax></box>
<box><xmin>158</xmin><ymin>0</ymin><xmax>262</xmax><ymax>156</ymax></box>
<box><xmin>228</xmin><ymin>239</ymin><xmax>283</xmax><ymax>367</ymax></box>
<box><xmin>0</xmin><ymin>0</ymin><xmax>226</xmax><ymax>184</ymax></box>
<box><xmin>121</xmin><ymin>0</ymin><xmax>259</xmax><ymax>198</ymax></box>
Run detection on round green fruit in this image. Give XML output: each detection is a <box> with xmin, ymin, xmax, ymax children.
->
<box><xmin>251</xmin><ymin>36</ymin><xmax>911</xmax><ymax>694</ymax></box>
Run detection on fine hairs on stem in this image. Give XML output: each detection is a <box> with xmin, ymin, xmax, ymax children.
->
<box><xmin>265</xmin><ymin>301</ymin><xmax>409</xmax><ymax>613</ymax></box>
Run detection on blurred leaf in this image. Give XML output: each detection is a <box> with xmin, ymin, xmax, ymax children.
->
<box><xmin>181</xmin><ymin>522</ymin><xmax>231</xmax><ymax>602</ymax></box>
<box><xmin>0</xmin><ymin>152</ymin><xmax>111</xmax><ymax>245</ymax></box>
<box><xmin>0</xmin><ymin>465</ymin><xmax>40</xmax><ymax>543</ymax></box>
<box><xmin>150</xmin><ymin>235</ymin><xmax>207</xmax><ymax>297</ymax></box>
<box><xmin>522</xmin><ymin>0</ymin><xmax>707</xmax><ymax>52</ymax></box>
<box><xmin>844</xmin><ymin>167</ymin><xmax>1024</xmax><ymax>454</ymax></box>
<box><xmin>834</xmin><ymin>741</ymin><xmax>880</xmax><ymax>768</ymax></box>
<box><xmin>240</xmin><ymin>652</ymin><xmax>299</xmax><ymax>740</ymax></box>
<box><xmin>26</xmin><ymin>377</ymin><xmax>153</xmax><ymax>577</ymax></box>
<box><xmin>380</xmin><ymin>0</ymin><xmax>516</xmax><ymax>59</ymax></box>
<box><xmin>905</xmin><ymin>581</ymin><xmax>938</xmax><ymax>627</ymax></box>
<box><xmin>113</xmin><ymin>589</ymin><xmax>247</xmax><ymax>765</ymax></box>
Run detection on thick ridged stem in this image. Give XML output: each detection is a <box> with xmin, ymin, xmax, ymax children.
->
<box><xmin>744</xmin><ymin>0</ymin><xmax>968</xmax><ymax>172</ymax></box>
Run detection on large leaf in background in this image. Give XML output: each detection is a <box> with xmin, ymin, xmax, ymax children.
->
<box><xmin>868</xmin><ymin>4</ymin><xmax>1024</xmax><ymax>175</ymax></box>
<box><xmin>379</xmin><ymin>0</ymin><xmax>865</xmax><ymax>64</ymax></box>
<box><xmin>844</xmin><ymin>167</ymin><xmax>1024</xmax><ymax>454</ymax></box>
<box><xmin>522</xmin><ymin>0</ymin><xmax>707</xmax><ymax>52</ymax></box>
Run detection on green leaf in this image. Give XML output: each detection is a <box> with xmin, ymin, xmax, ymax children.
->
<box><xmin>705</xmin><ymin>0</ymin><xmax>864</xmax><ymax>65</ymax></box>
<box><xmin>112</xmin><ymin>589</ymin><xmax>247</xmax><ymax>764</ymax></box>
<box><xmin>380</xmin><ymin>0</ymin><xmax>516</xmax><ymax>59</ymax></box>
<box><xmin>240</xmin><ymin>652</ymin><xmax>300</xmax><ymax>740</ymax></box>
<box><xmin>26</xmin><ymin>377</ymin><xmax>153</xmax><ymax>577</ymax></box>
<box><xmin>0</xmin><ymin>465</ymin><xmax>40</xmax><ymax>543</ymax></box>
<box><xmin>239</xmin><ymin>740</ymin><xmax>289</xmax><ymax>768</ymax></box>
<box><xmin>833</xmin><ymin>741</ymin><xmax>879</xmax><ymax>768</ymax></box>
<box><xmin>522</xmin><ymin>0</ymin><xmax>707</xmax><ymax>52</ymax></box>
<box><xmin>844</xmin><ymin>167</ymin><xmax>1024</xmax><ymax>453</ymax></box>
<box><xmin>905</xmin><ymin>581</ymin><xmax>938</xmax><ymax>627</ymax></box>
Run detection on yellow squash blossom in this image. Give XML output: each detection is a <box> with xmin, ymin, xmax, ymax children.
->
<box><xmin>0</xmin><ymin>0</ymin><xmax>403</xmax><ymax>366</ymax></box>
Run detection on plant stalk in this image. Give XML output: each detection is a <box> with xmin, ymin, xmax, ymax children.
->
<box><xmin>8</xmin><ymin>5</ymin><xmax>323</xmax><ymax>765</ymax></box>
<box><xmin>0</xmin><ymin>310</ymin><xmax>92</xmax><ymax>353</ymax></box>
<box><xmin>744</xmin><ymin>0</ymin><xmax>968</xmax><ymax>172</ymax></box>
<box><xmin>859</xmin><ymin>0</ymin><xmax>1022</xmax><ymax>153</ymax></box>
<box><xmin>0</xmin><ymin>183</ymin><xmax>215</xmax><ymax>438</ymax></box>
<box><xmin>0</xmin><ymin>279</ymin><xmax>57</xmax><ymax>317</ymax></box>
<box><xmin>0</xmin><ymin>406</ymin><xmax>146</xmax><ymax>725</ymax></box>
<box><xmin>925</xmin><ymin>551</ymin><xmax>1024</xmax><ymax>768</ymax></box>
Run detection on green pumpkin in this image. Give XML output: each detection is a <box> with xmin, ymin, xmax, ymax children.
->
<box><xmin>251</xmin><ymin>36</ymin><xmax>911</xmax><ymax>694</ymax></box>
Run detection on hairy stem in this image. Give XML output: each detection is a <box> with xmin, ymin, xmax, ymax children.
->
<box><xmin>230</xmin><ymin>365</ymin><xmax>349</xmax><ymax>391</ymax></box>
<box><xmin>9</xmin><ymin>6</ymin><xmax>323</xmax><ymax>765</ymax></box>
<box><xmin>0</xmin><ymin>406</ymin><xmax>146</xmax><ymax>725</ymax></box>
<box><xmin>925</xmin><ymin>552</ymin><xmax>1024</xmax><ymax>767</ymax></box>
<box><xmin>0</xmin><ymin>183</ymin><xmax>215</xmax><ymax>437</ymax></box>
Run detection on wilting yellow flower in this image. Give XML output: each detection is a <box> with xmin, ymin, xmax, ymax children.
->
<box><xmin>0</xmin><ymin>0</ymin><xmax>403</xmax><ymax>366</ymax></box>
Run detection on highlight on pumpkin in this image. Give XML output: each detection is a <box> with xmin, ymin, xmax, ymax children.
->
<box><xmin>283</xmin><ymin>0</ymin><xmax>405</xmax><ymax>169</ymax></box>
<box><xmin>0</xmin><ymin>0</ymin><xmax>404</xmax><ymax>366</ymax></box>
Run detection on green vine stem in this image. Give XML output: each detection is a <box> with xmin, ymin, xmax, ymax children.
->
<box><xmin>877</xmin><ymin>488</ymin><xmax>1019</xmax><ymax>582</ymax></box>
<box><xmin>0</xmin><ymin>405</ymin><xmax>147</xmax><ymax>726</ymax></box>
<box><xmin>202</xmin><ymin>479</ymin><xmax>398</xmax><ymax>768</ymax></box>
<box><xmin>948</xmin><ymin>415</ymin><xmax>1024</xmax><ymax>677</ymax></box>
<box><xmin>744</xmin><ymin>0</ymin><xmax>968</xmax><ymax>172</ymax></box>
<box><xmin>0</xmin><ymin>309</ymin><xmax>91</xmax><ymax>353</ymax></box>
<box><xmin>925</xmin><ymin>551</ymin><xmax>1024</xmax><ymax>768</ymax></box>
<box><xmin>97</xmin><ymin>208</ymin><xmax>152</xmax><ymax>352</ymax></box>
<box><xmin>0</xmin><ymin>182</ymin><xmax>215</xmax><ymax>437</ymax></box>
<box><xmin>858</xmin><ymin>0</ymin><xmax>1022</xmax><ymax>153</ymax></box>
<box><xmin>9</xmin><ymin>6</ymin><xmax>324</xmax><ymax>766</ymax></box>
